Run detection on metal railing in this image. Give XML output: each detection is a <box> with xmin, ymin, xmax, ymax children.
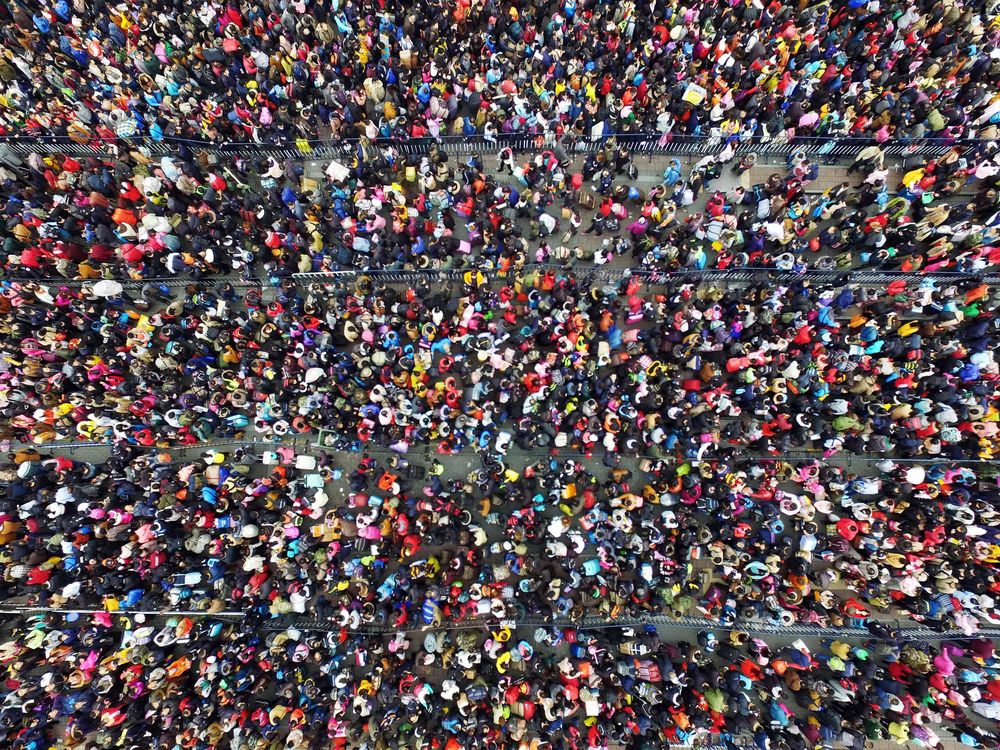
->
<box><xmin>251</xmin><ymin>613</ymin><xmax>1000</xmax><ymax>642</ymax></box>
<box><xmin>10</xmin><ymin>265</ymin><xmax>998</xmax><ymax>289</ymax></box>
<box><xmin>5</xmin><ymin>605</ymin><xmax>997</xmax><ymax>642</ymax></box>
<box><xmin>290</xmin><ymin>265</ymin><xmax>1000</xmax><ymax>286</ymax></box>
<box><xmin>13</xmin><ymin>432</ymin><xmax>1000</xmax><ymax>472</ymax></box>
<box><xmin>3</xmin><ymin>436</ymin><xmax>308</xmax><ymax>454</ymax></box>
<box><xmin>0</xmin><ymin>606</ymin><xmax>244</xmax><ymax>618</ymax></box>
<box><xmin>0</xmin><ymin>132</ymin><xmax>986</xmax><ymax>161</ymax></box>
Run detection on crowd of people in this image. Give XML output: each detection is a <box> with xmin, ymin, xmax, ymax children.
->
<box><xmin>1</xmin><ymin>271</ymin><xmax>998</xmax><ymax>460</ymax></box>
<box><xmin>3</xmin><ymin>447</ymin><xmax>1000</xmax><ymax>633</ymax></box>
<box><xmin>1</xmin><ymin>0</ymin><xmax>1000</xmax><ymax>281</ymax></box>
<box><xmin>3</xmin><ymin>0</ymin><xmax>1000</xmax><ymax>144</ymax></box>
<box><xmin>4</xmin><ymin>0</ymin><xmax>1000</xmax><ymax>747</ymax></box>
<box><xmin>2</xmin><ymin>613</ymin><xmax>1000</xmax><ymax>750</ymax></box>
<box><xmin>1</xmin><ymin>127</ymin><xmax>1000</xmax><ymax>279</ymax></box>
<box><xmin>3</xmin><ymin>446</ymin><xmax>1000</xmax><ymax>748</ymax></box>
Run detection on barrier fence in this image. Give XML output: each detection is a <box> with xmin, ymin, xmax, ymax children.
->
<box><xmin>268</xmin><ymin>613</ymin><xmax>999</xmax><ymax>642</ymax></box>
<box><xmin>3</xmin><ymin>606</ymin><xmax>995</xmax><ymax>643</ymax></box>
<box><xmin>11</xmin><ymin>432</ymin><xmax>1000</xmax><ymax>470</ymax></box>
<box><xmin>5</xmin><ymin>265</ymin><xmax>999</xmax><ymax>289</ymax></box>
<box><xmin>290</xmin><ymin>265</ymin><xmax>1000</xmax><ymax>286</ymax></box>
<box><xmin>0</xmin><ymin>132</ymin><xmax>985</xmax><ymax>162</ymax></box>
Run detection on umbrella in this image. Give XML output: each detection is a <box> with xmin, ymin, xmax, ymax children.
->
<box><xmin>91</xmin><ymin>280</ymin><xmax>124</xmax><ymax>297</ymax></box>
